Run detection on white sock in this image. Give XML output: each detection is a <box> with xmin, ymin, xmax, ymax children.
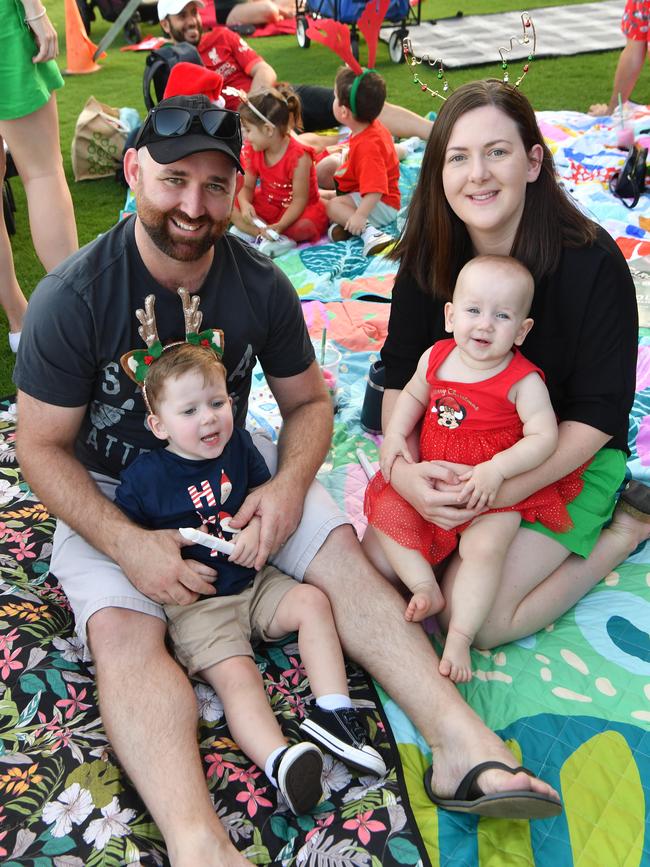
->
<box><xmin>264</xmin><ymin>745</ymin><xmax>286</xmax><ymax>787</ymax></box>
<box><xmin>8</xmin><ymin>331</ymin><xmax>20</xmax><ymax>353</ymax></box>
<box><xmin>316</xmin><ymin>693</ymin><xmax>352</xmax><ymax>711</ymax></box>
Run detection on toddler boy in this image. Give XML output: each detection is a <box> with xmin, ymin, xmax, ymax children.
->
<box><xmin>115</xmin><ymin>339</ymin><xmax>386</xmax><ymax>816</ymax></box>
<box><xmin>318</xmin><ymin>66</ymin><xmax>401</xmax><ymax>256</ymax></box>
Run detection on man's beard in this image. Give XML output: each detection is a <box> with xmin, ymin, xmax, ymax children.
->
<box><xmin>136</xmin><ymin>188</ymin><xmax>229</xmax><ymax>262</ymax></box>
<box><xmin>166</xmin><ymin>17</ymin><xmax>202</xmax><ymax>45</ymax></box>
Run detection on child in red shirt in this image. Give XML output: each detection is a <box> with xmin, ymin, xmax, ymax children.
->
<box><xmin>319</xmin><ymin>67</ymin><xmax>400</xmax><ymax>257</ymax></box>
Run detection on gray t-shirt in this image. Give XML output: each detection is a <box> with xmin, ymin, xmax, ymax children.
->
<box><xmin>14</xmin><ymin>217</ymin><xmax>314</xmax><ymax>479</ymax></box>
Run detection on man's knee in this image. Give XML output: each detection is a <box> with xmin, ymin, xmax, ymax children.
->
<box><xmin>88</xmin><ymin>607</ymin><xmax>167</xmax><ymax>663</ymax></box>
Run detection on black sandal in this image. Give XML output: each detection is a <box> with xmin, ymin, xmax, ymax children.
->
<box><xmin>618</xmin><ymin>480</ymin><xmax>650</xmax><ymax>523</ymax></box>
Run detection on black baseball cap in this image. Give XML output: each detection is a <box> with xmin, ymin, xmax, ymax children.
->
<box><xmin>135</xmin><ymin>95</ymin><xmax>243</xmax><ymax>173</ymax></box>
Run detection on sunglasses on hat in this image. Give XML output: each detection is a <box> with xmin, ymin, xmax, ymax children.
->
<box><xmin>135</xmin><ymin>105</ymin><xmax>242</xmax><ymax>150</ymax></box>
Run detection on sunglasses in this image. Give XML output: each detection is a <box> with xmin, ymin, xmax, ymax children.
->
<box><xmin>137</xmin><ymin>106</ymin><xmax>242</xmax><ymax>150</ymax></box>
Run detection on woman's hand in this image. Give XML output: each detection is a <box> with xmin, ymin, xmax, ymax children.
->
<box><xmin>27</xmin><ymin>10</ymin><xmax>59</xmax><ymax>63</ymax></box>
<box><xmin>390</xmin><ymin>458</ymin><xmax>484</xmax><ymax>529</ymax></box>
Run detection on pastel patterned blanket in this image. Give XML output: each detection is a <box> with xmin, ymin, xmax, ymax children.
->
<box><xmin>1</xmin><ymin>110</ymin><xmax>649</xmax><ymax>865</ymax></box>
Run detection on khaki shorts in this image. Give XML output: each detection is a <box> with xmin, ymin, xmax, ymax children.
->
<box><xmin>165</xmin><ymin>565</ymin><xmax>295</xmax><ymax>675</ymax></box>
<box><xmin>49</xmin><ymin>432</ymin><xmax>350</xmax><ymax>654</ymax></box>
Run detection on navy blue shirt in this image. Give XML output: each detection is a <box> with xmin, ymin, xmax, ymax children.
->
<box><xmin>115</xmin><ymin>428</ymin><xmax>271</xmax><ymax>596</ymax></box>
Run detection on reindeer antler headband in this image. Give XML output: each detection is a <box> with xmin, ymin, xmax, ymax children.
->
<box><xmin>403</xmin><ymin>11</ymin><xmax>536</xmax><ymax>101</ymax></box>
<box><xmin>306</xmin><ymin>0</ymin><xmax>390</xmax><ymax>115</ymax></box>
<box><xmin>120</xmin><ymin>288</ymin><xmax>225</xmax><ymax>407</ymax></box>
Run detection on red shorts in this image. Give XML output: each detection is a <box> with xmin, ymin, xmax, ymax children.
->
<box><xmin>622</xmin><ymin>0</ymin><xmax>650</xmax><ymax>41</ymax></box>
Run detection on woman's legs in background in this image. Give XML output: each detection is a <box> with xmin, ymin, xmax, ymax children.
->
<box><xmin>0</xmin><ymin>143</ymin><xmax>28</xmax><ymax>336</ymax></box>
<box><xmin>1</xmin><ymin>94</ymin><xmax>77</xmax><ymax>274</ymax></box>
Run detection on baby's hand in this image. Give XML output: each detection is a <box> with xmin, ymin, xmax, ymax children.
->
<box><xmin>345</xmin><ymin>211</ymin><xmax>367</xmax><ymax>236</ymax></box>
<box><xmin>380</xmin><ymin>433</ymin><xmax>414</xmax><ymax>481</ymax></box>
<box><xmin>458</xmin><ymin>461</ymin><xmax>504</xmax><ymax>510</ymax></box>
<box><xmin>229</xmin><ymin>518</ymin><xmax>261</xmax><ymax>569</ymax></box>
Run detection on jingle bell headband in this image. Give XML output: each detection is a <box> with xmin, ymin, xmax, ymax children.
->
<box><xmin>403</xmin><ymin>11</ymin><xmax>536</xmax><ymax>102</ymax></box>
<box><xmin>120</xmin><ymin>287</ymin><xmax>224</xmax><ymax>409</ymax></box>
<box><xmin>305</xmin><ymin>0</ymin><xmax>390</xmax><ymax>115</ymax></box>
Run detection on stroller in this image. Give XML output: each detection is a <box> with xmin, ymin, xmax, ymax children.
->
<box><xmin>75</xmin><ymin>0</ymin><xmax>158</xmax><ymax>45</ymax></box>
<box><xmin>295</xmin><ymin>0</ymin><xmax>420</xmax><ymax>63</ymax></box>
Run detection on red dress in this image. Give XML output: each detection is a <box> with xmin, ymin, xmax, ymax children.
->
<box><xmin>364</xmin><ymin>339</ymin><xmax>586</xmax><ymax>565</ymax></box>
<box><xmin>240</xmin><ymin>137</ymin><xmax>328</xmax><ymax>242</ymax></box>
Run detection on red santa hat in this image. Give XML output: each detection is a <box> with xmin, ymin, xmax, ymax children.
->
<box><xmin>163</xmin><ymin>63</ymin><xmax>225</xmax><ymax>107</ymax></box>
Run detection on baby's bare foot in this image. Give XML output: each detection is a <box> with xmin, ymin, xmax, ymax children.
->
<box><xmin>439</xmin><ymin>628</ymin><xmax>473</xmax><ymax>683</ymax></box>
<box><xmin>405</xmin><ymin>581</ymin><xmax>445</xmax><ymax>622</ymax></box>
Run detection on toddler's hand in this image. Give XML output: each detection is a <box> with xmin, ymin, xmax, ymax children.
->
<box><xmin>345</xmin><ymin>211</ymin><xmax>367</xmax><ymax>236</ymax></box>
<box><xmin>229</xmin><ymin>518</ymin><xmax>261</xmax><ymax>569</ymax></box>
<box><xmin>240</xmin><ymin>203</ymin><xmax>258</xmax><ymax>225</ymax></box>
<box><xmin>458</xmin><ymin>461</ymin><xmax>504</xmax><ymax>510</ymax></box>
<box><xmin>380</xmin><ymin>433</ymin><xmax>414</xmax><ymax>481</ymax></box>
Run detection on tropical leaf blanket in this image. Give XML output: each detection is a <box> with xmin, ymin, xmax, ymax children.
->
<box><xmin>2</xmin><ymin>109</ymin><xmax>650</xmax><ymax>865</ymax></box>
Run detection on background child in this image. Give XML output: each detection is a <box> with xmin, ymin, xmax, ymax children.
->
<box><xmin>230</xmin><ymin>85</ymin><xmax>329</xmax><ymax>257</ymax></box>
<box><xmin>318</xmin><ymin>67</ymin><xmax>400</xmax><ymax>257</ymax></box>
<box><xmin>116</xmin><ymin>340</ymin><xmax>386</xmax><ymax>815</ymax></box>
<box><xmin>364</xmin><ymin>256</ymin><xmax>586</xmax><ymax>683</ymax></box>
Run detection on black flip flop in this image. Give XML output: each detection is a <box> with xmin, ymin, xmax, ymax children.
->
<box><xmin>423</xmin><ymin>761</ymin><xmax>562</xmax><ymax>820</ymax></box>
<box><xmin>618</xmin><ymin>480</ymin><xmax>650</xmax><ymax>523</ymax></box>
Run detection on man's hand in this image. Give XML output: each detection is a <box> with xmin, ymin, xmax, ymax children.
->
<box><xmin>379</xmin><ymin>432</ymin><xmax>414</xmax><ymax>481</ymax></box>
<box><xmin>229</xmin><ymin>477</ymin><xmax>303</xmax><ymax>570</ymax></box>
<box><xmin>229</xmin><ymin>518</ymin><xmax>261</xmax><ymax>569</ymax></box>
<box><xmin>345</xmin><ymin>211</ymin><xmax>368</xmax><ymax>236</ymax></box>
<box><xmin>458</xmin><ymin>460</ymin><xmax>505</xmax><ymax>510</ymax></box>
<box><xmin>389</xmin><ymin>459</ymin><xmax>484</xmax><ymax>530</ymax></box>
<box><xmin>116</xmin><ymin>527</ymin><xmax>217</xmax><ymax>606</ymax></box>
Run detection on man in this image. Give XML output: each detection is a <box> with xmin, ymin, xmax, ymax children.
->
<box><xmin>15</xmin><ymin>96</ymin><xmax>560</xmax><ymax>866</ymax></box>
<box><xmin>159</xmin><ymin>0</ymin><xmax>434</xmax><ymax>138</ymax></box>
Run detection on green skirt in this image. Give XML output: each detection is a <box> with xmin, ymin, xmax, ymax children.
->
<box><xmin>0</xmin><ymin>0</ymin><xmax>64</xmax><ymax>121</ymax></box>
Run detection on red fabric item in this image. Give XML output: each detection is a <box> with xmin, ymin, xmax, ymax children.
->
<box><xmin>198</xmin><ymin>27</ymin><xmax>263</xmax><ymax>109</ymax></box>
<box><xmin>250</xmin><ymin>19</ymin><xmax>297</xmax><ymax>36</ymax></box>
<box><xmin>364</xmin><ymin>339</ymin><xmax>587</xmax><ymax>564</ymax></box>
<box><xmin>163</xmin><ymin>62</ymin><xmax>224</xmax><ymax>102</ymax></box>
<box><xmin>334</xmin><ymin>120</ymin><xmax>400</xmax><ymax>210</ymax></box>
<box><xmin>238</xmin><ymin>137</ymin><xmax>328</xmax><ymax>241</ymax></box>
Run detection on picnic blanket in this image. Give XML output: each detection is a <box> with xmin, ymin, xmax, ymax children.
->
<box><xmin>404</xmin><ymin>0</ymin><xmax>625</xmax><ymax>68</ymax></box>
<box><xmin>2</xmin><ymin>109</ymin><xmax>650</xmax><ymax>865</ymax></box>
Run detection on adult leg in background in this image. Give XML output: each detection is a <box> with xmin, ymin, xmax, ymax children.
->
<box><xmin>0</xmin><ymin>94</ymin><xmax>77</xmax><ymax>273</ymax></box>
<box><xmin>440</xmin><ymin>507</ymin><xmax>650</xmax><ymax>649</ymax></box>
<box><xmin>88</xmin><ymin>608</ymin><xmax>249</xmax><ymax>867</ymax></box>
<box><xmin>379</xmin><ymin>103</ymin><xmax>434</xmax><ymax>141</ymax></box>
<box><xmin>0</xmin><ymin>141</ymin><xmax>28</xmax><ymax>335</ymax></box>
<box><xmin>303</xmin><ymin>523</ymin><xmax>560</xmax><ymax>804</ymax></box>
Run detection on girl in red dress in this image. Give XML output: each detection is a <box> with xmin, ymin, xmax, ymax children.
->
<box><xmin>364</xmin><ymin>255</ymin><xmax>585</xmax><ymax>683</ymax></box>
<box><xmin>231</xmin><ymin>85</ymin><xmax>328</xmax><ymax>250</ymax></box>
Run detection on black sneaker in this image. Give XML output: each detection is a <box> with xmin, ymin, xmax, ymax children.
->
<box><xmin>273</xmin><ymin>742</ymin><xmax>323</xmax><ymax>815</ymax></box>
<box><xmin>299</xmin><ymin>706</ymin><xmax>387</xmax><ymax>776</ymax></box>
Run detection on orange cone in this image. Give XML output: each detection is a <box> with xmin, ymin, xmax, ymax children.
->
<box><xmin>64</xmin><ymin>0</ymin><xmax>105</xmax><ymax>74</ymax></box>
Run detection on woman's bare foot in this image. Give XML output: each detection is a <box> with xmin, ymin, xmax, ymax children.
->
<box><xmin>405</xmin><ymin>580</ymin><xmax>445</xmax><ymax>621</ymax></box>
<box><xmin>439</xmin><ymin>626</ymin><xmax>472</xmax><ymax>682</ymax></box>
<box><xmin>608</xmin><ymin>501</ymin><xmax>650</xmax><ymax>552</ymax></box>
<box><xmin>588</xmin><ymin>102</ymin><xmax>611</xmax><ymax>117</ymax></box>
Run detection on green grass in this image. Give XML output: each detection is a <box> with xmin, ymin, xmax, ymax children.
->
<box><xmin>6</xmin><ymin>0</ymin><xmax>645</xmax><ymax>394</ymax></box>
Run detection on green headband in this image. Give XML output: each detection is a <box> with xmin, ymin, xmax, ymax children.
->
<box><xmin>349</xmin><ymin>68</ymin><xmax>374</xmax><ymax>117</ymax></box>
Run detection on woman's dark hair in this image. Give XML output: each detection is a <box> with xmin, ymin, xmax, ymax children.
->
<box><xmin>392</xmin><ymin>79</ymin><xmax>597</xmax><ymax>300</ymax></box>
<box><xmin>238</xmin><ymin>83</ymin><xmax>303</xmax><ymax>134</ymax></box>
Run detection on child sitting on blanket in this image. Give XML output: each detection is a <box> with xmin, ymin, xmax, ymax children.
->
<box><xmin>364</xmin><ymin>256</ymin><xmax>587</xmax><ymax>683</ymax></box>
<box><xmin>229</xmin><ymin>85</ymin><xmax>329</xmax><ymax>257</ymax></box>
<box><xmin>318</xmin><ymin>67</ymin><xmax>400</xmax><ymax>258</ymax></box>
<box><xmin>116</xmin><ymin>307</ymin><xmax>386</xmax><ymax>816</ymax></box>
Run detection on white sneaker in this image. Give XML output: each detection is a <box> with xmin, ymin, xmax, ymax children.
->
<box><xmin>228</xmin><ymin>225</ymin><xmax>257</xmax><ymax>245</ymax></box>
<box><xmin>256</xmin><ymin>235</ymin><xmax>297</xmax><ymax>258</ymax></box>
<box><xmin>361</xmin><ymin>226</ymin><xmax>394</xmax><ymax>256</ymax></box>
<box><xmin>399</xmin><ymin>135</ymin><xmax>424</xmax><ymax>156</ymax></box>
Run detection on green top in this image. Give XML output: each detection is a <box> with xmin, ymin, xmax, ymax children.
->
<box><xmin>0</xmin><ymin>0</ymin><xmax>64</xmax><ymax>121</ymax></box>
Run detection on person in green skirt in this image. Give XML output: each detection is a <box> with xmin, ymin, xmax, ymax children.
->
<box><xmin>0</xmin><ymin>0</ymin><xmax>78</xmax><ymax>352</ymax></box>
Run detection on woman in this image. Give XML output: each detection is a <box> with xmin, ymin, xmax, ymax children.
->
<box><xmin>363</xmin><ymin>78</ymin><xmax>649</xmax><ymax>649</ymax></box>
<box><xmin>0</xmin><ymin>0</ymin><xmax>77</xmax><ymax>350</ymax></box>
